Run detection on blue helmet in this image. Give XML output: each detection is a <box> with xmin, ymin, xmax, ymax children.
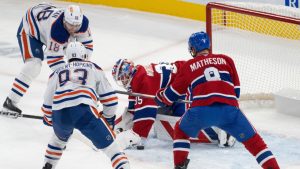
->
<box><xmin>188</xmin><ymin>32</ymin><xmax>210</xmax><ymax>57</ymax></box>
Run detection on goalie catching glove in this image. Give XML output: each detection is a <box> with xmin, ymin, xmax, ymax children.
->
<box><xmin>155</xmin><ymin>88</ymin><xmax>172</xmax><ymax>107</ymax></box>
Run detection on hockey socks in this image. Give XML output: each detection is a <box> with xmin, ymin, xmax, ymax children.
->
<box><xmin>173</xmin><ymin>122</ymin><xmax>191</xmax><ymax>167</ymax></box>
<box><xmin>44</xmin><ymin>134</ymin><xmax>67</xmax><ymax>168</ymax></box>
<box><xmin>243</xmin><ymin>133</ymin><xmax>280</xmax><ymax>169</ymax></box>
<box><xmin>103</xmin><ymin>141</ymin><xmax>130</xmax><ymax>169</ymax></box>
<box><xmin>8</xmin><ymin>58</ymin><xmax>41</xmax><ymax>104</ymax></box>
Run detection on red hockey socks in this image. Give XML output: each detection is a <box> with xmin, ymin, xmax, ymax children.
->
<box><xmin>243</xmin><ymin>133</ymin><xmax>280</xmax><ymax>169</ymax></box>
<box><xmin>173</xmin><ymin>121</ymin><xmax>191</xmax><ymax>166</ymax></box>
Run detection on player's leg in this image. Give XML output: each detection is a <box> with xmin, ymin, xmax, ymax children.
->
<box><xmin>173</xmin><ymin>106</ymin><xmax>214</xmax><ymax>169</ymax></box>
<box><xmin>42</xmin><ymin>134</ymin><xmax>68</xmax><ymax>169</ymax></box>
<box><xmin>220</xmin><ymin>105</ymin><xmax>280</xmax><ymax>169</ymax></box>
<box><xmin>2</xmin><ymin>28</ymin><xmax>43</xmax><ymax>115</ymax></box>
<box><xmin>43</xmin><ymin>108</ymin><xmax>74</xmax><ymax>169</ymax></box>
<box><xmin>77</xmin><ymin>105</ymin><xmax>130</xmax><ymax>169</ymax></box>
<box><xmin>172</xmin><ymin>101</ymin><xmax>224</xmax><ymax>145</ymax></box>
<box><xmin>173</xmin><ymin>120</ymin><xmax>191</xmax><ymax>169</ymax></box>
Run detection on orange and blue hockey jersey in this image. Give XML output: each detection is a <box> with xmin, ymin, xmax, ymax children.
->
<box><xmin>42</xmin><ymin>61</ymin><xmax>118</xmax><ymax>123</ymax></box>
<box><xmin>18</xmin><ymin>3</ymin><xmax>93</xmax><ymax>70</ymax></box>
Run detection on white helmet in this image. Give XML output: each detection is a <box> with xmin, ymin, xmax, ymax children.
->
<box><xmin>64</xmin><ymin>5</ymin><xmax>83</xmax><ymax>26</ymax></box>
<box><xmin>66</xmin><ymin>42</ymin><xmax>88</xmax><ymax>61</ymax></box>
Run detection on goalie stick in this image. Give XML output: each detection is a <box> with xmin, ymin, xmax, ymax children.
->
<box><xmin>0</xmin><ymin>110</ymin><xmax>43</xmax><ymax>119</ymax></box>
<box><xmin>114</xmin><ymin>90</ymin><xmax>191</xmax><ymax>104</ymax></box>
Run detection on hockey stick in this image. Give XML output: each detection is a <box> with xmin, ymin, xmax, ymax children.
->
<box><xmin>0</xmin><ymin>111</ymin><xmax>43</xmax><ymax>120</ymax></box>
<box><xmin>114</xmin><ymin>90</ymin><xmax>191</xmax><ymax>103</ymax></box>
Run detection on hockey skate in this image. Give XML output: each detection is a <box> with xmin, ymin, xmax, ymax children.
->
<box><xmin>42</xmin><ymin>162</ymin><xmax>52</xmax><ymax>169</ymax></box>
<box><xmin>1</xmin><ymin>97</ymin><xmax>22</xmax><ymax>118</ymax></box>
<box><xmin>175</xmin><ymin>159</ymin><xmax>190</xmax><ymax>169</ymax></box>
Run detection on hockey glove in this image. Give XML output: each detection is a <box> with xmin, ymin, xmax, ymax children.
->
<box><xmin>41</xmin><ymin>105</ymin><xmax>52</xmax><ymax>126</ymax></box>
<box><xmin>104</xmin><ymin>114</ymin><xmax>116</xmax><ymax>130</ymax></box>
<box><xmin>155</xmin><ymin>88</ymin><xmax>172</xmax><ymax>107</ymax></box>
<box><xmin>43</xmin><ymin>115</ymin><xmax>53</xmax><ymax>126</ymax></box>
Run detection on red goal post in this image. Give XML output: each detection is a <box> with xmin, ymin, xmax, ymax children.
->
<box><xmin>206</xmin><ymin>2</ymin><xmax>300</xmax><ymax>101</ymax></box>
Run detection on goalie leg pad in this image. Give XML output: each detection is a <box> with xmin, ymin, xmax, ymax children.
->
<box><xmin>114</xmin><ymin>107</ymin><xmax>133</xmax><ymax>133</ymax></box>
<box><xmin>215</xmin><ymin>128</ymin><xmax>236</xmax><ymax>148</ymax></box>
<box><xmin>115</xmin><ymin>129</ymin><xmax>141</xmax><ymax>150</ymax></box>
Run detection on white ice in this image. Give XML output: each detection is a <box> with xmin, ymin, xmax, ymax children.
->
<box><xmin>0</xmin><ymin>0</ymin><xmax>300</xmax><ymax>169</ymax></box>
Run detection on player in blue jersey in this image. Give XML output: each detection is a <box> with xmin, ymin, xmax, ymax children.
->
<box><xmin>41</xmin><ymin>42</ymin><xmax>130</xmax><ymax>169</ymax></box>
<box><xmin>155</xmin><ymin>32</ymin><xmax>280</xmax><ymax>169</ymax></box>
<box><xmin>1</xmin><ymin>3</ymin><xmax>93</xmax><ymax>117</ymax></box>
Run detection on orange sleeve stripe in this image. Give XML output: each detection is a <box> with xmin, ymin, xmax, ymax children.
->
<box><xmin>47</xmin><ymin>57</ymin><xmax>63</xmax><ymax>64</ymax></box>
<box><xmin>100</xmin><ymin>97</ymin><xmax>118</xmax><ymax>103</ymax></box>
<box><xmin>85</xmin><ymin>44</ymin><xmax>93</xmax><ymax>48</ymax></box>
<box><xmin>41</xmin><ymin>107</ymin><xmax>52</xmax><ymax>115</ymax></box>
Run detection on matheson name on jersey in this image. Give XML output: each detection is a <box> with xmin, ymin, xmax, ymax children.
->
<box><xmin>190</xmin><ymin>58</ymin><xmax>226</xmax><ymax>72</ymax></box>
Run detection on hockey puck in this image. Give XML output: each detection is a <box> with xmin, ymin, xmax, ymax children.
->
<box><xmin>136</xmin><ymin>145</ymin><xmax>144</xmax><ymax>150</ymax></box>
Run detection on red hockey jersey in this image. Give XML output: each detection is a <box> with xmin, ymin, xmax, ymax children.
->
<box><xmin>128</xmin><ymin>61</ymin><xmax>186</xmax><ymax>114</ymax></box>
<box><xmin>163</xmin><ymin>54</ymin><xmax>240</xmax><ymax>107</ymax></box>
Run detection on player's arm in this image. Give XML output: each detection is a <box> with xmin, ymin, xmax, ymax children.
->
<box><xmin>76</xmin><ymin>16</ymin><xmax>93</xmax><ymax>59</ymax></box>
<box><xmin>41</xmin><ymin>72</ymin><xmax>58</xmax><ymax>126</ymax></box>
<box><xmin>155</xmin><ymin>63</ymin><xmax>190</xmax><ymax>106</ymax></box>
<box><xmin>96</xmin><ymin>69</ymin><xmax>118</xmax><ymax>118</ymax></box>
<box><xmin>228</xmin><ymin>57</ymin><xmax>241</xmax><ymax>98</ymax></box>
<box><xmin>45</xmin><ymin>40</ymin><xmax>66</xmax><ymax>71</ymax></box>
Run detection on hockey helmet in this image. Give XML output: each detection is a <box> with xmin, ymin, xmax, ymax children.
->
<box><xmin>188</xmin><ymin>32</ymin><xmax>210</xmax><ymax>57</ymax></box>
<box><xmin>64</xmin><ymin>5</ymin><xmax>83</xmax><ymax>33</ymax></box>
<box><xmin>112</xmin><ymin>59</ymin><xmax>135</xmax><ymax>89</ymax></box>
<box><xmin>66</xmin><ymin>42</ymin><xmax>88</xmax><ymax>61</ymax></box>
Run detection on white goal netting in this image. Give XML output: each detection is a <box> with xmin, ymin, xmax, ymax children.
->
<box><xmin>207</xmin><ymin>2</ymin><xmax>300</xmax><ymax>101</ymax></box>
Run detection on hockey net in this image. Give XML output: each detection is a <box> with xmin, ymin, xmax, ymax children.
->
<box><xmin>206</xmin><ymin>2</ymin><xmax>300</xmax><ymax>103</ymax></box>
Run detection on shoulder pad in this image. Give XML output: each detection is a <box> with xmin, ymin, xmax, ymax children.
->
<box><xmin>51</xmin><ymin>14</ymin><xmax>70</xmax><ymax>44</ymax></box>
<box><xmin>76</xmin><ymin>15</ymin><xmax>89</xmax><ymax>33</ymax></box>
<box><xmin>91</xmin><ymin>62</ymin><xmax>103</xmax><ymax>70</ymax></box>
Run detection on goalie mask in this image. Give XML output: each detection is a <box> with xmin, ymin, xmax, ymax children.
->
<box><xmin>112</xmin><ymin>59</ymin><xmax>135</xmax><ymax>89</ymax></box>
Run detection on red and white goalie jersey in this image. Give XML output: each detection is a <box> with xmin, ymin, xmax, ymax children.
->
<box><xmin>127</xmin><ymin>61</ymin><xmax>186</xmax><ymax>138</ymax></box>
